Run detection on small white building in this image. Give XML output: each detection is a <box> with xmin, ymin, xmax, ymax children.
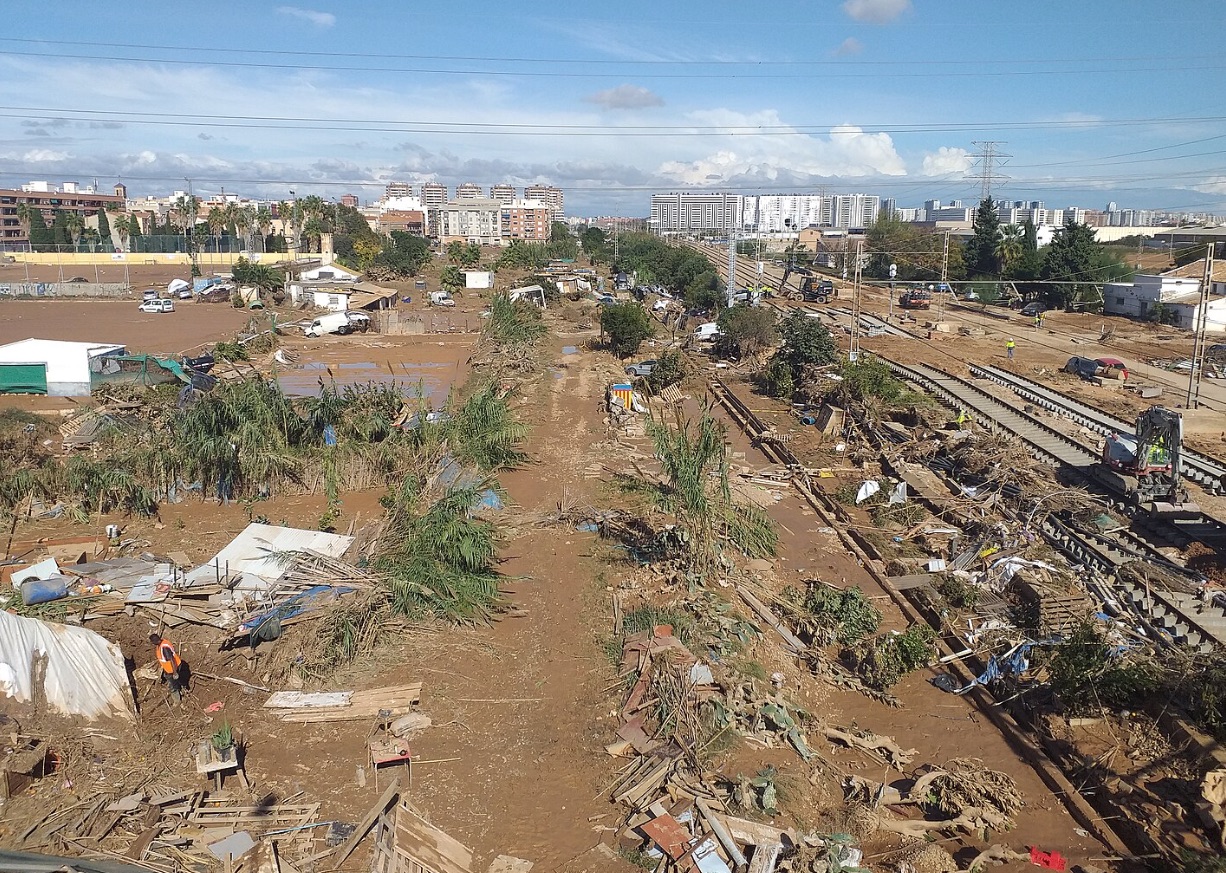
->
<box><xmin>299</xmin><ymin>265</ymin><xmax>359</xmax><ymax>283</ymax></box>
<box><xmin>1163</xmin><ymin>291</ymin><xmax>1226</xmax><ymax>334</ymax></box>
<box><xmin>1103</xmin><ymin>273</ymin><xmax>1203</xmax><ymax>320</ymax></box>
<box><xmin>287</xmin><ymin>282</ymin><xmax>351</xmax><ymax>311</ymax></box>
<box><xmin>0</xmin><ymin>338</ymin><xmax>126</xmax><ymax>396</ymax></box>
<box><xmin>462</xmin><ymin>270</ymin><xmax>494</xmax><ymax>290</ymax></box>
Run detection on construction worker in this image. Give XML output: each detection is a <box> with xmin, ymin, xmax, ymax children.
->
<box><xmin>1006</xmin><ymin>338</ymin><xmax>1016</xmax><ymax>360</ymax></box>
<box><xmin>955</xmin><ymin>409</ymin><xmax>972</xmax><ymax>430</ymax></box>
<box><xmin>1034</xmin><ymin>313</ymin><xmax>1042</xmax><ymax>329</ymax></box>
<box><xmin>150</xmin><ymin>633</ymin><xmax>188</xmax><ymax>702</ymax></box>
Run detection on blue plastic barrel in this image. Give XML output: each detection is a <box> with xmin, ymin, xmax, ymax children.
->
<box><xmin>799</xmin><ymin>414</ymin><xmax>817</xmax><ymax>426</ymax></box>
<box><xmin>21</xmin><ymin>576</ymin><xmax>69</xmax><ymax>605</ymax></box>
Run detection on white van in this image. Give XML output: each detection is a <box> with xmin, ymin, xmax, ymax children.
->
<box><xmin>305</xmin><ymin>312</ymin><xmax>357</xmax><ymax>337</ymax></box>
<box><xmin>429</xmin><ymin>290</ymin><xmax>456</xmax><ymax>307</ymax></box>
<box><xmin>138</xmin><ymin>298</ymin><xmax>175</xmax><ymax>314</ymax></box>
<box><xmin>692</xmin><ymin>322</ymin><xmax>722</xmax><ymax>340</ymax></box>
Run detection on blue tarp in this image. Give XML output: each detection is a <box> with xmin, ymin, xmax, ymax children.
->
<box><xmin>239</xmin><ymin>584</ymin><xmax>354</xmax><ymax>635</ymax></box>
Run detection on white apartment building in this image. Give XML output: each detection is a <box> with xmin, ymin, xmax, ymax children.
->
<box><xmin>440</xmin><ymin>198</ymin><xmax>502</xmax><ymax>245</ymax></box>
<box><xmin>524</xmin><ymin>185</ymin><xmax>564</xmax><ymax>218</ymax></box>
<box><xmin>490</xmin><ymin>184</ymin><xmax>517</xmax><ymax>205</ymax></box>
<box><xmin>650</xmin><ymin>192</ymin><xmax>744</xmax><ymax>234</ymax></box>
<box><xmin>384</xmin><ymin>181</ymin><xmax>411</xmax><ymax>198</ymax></box>
<box><xmin>455</xmin><ymin>182</ymin><xmax>483</xmax><ymax>199</ymax></box>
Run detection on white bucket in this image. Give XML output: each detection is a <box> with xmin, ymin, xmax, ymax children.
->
<box><xmin>105</xmin><ymin>524</ymin><xmax>120</xmax><ymax>538</ymax></box>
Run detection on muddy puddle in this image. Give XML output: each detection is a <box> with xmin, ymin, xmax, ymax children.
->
<box><xmin>277</xmin><ymin>360</ymin><xmax>456</xmax><ymax>403</ymax></box>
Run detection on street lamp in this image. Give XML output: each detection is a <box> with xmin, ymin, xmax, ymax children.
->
<box><xmin>888</xmin><ymin>263</ymin><xmax>897</xmax><ymax>319</ymax></box>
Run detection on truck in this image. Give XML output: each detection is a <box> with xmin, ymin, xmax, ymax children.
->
<box><xmin>1098</xmin><ymin>406</ymin><xmax>1200</xmax><ymax>518</ymax></box>
<box><xmin>898</xmin><ymin>288</ymin><xmax>932</xmax><ymax>310</ymax></box>
<box><xmin>775</xmin><ymin>262</ymin><xmax>834</xmax><ymax>304</ymax></box>
<box><xmin>428</xmin><ymin>290</ymin><xmax>456</xmax><ymax>307</ymax></box>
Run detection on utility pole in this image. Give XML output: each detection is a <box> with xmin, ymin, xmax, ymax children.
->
<box><xmin>849</xmin><ymin>240</ymin><xmax>864</xmax><ymax>362</ymax></box>
<box><xmin>1187</xmin><ymin>244</ymin><xmax>1215</xmax><ymax>408</ymax></box>
<box><xmin>726</xmin><ymin>204</ymin><xmax>737</xmax><ymax>308</ymax></box>
<box><xmin>937</xmin><ymin>231</ymin><xmax>950</xmax><ymax>322</ymax></box>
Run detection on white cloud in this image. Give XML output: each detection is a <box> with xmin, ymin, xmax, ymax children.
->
<box><xmin>583</xmin><ymin>85</ymin><xmax>665</xmax><ymax>110</ymax></box>
<box><xmin>656</xmin><ymin>115</ymin><xmax>906</xmax><ymax>185</ymax></box>
<box><xmin>276</xmin><ymin>6</ymin><xmax>336</xmax><ymax>27</ymax></box>
<box><xmin>835</xmin><ymin>37</ymin><xmax>863</xmax><ymax>56</ymax></box>
<box><xmin>921</xmin><ymin>146</ymin><xmax>972</xmax><ymax>176</ymax></box>
<box><xmin>1195</xmin><ymin>176</ymin><xmax>1226</xmax><ymax>195</ymax></box>
<box><xmin>22</xmin><ymin>149</ymin><xmax>70</xmax><ymax>162</ymax></box>
<box><xmin>842</xmin><ymin>0</ymin><xmax>911</xmax><ymax>24</ymax></box>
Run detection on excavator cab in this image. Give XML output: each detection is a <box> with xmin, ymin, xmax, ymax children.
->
<box><xmin>1100</xmin><ymin>406</ymin><xmax>1201</xmax><ymax>518</ymax></box>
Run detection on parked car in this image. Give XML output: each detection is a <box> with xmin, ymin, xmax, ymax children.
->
<box><xmin>624</xmin><ymin>360</ymin><xmax>657</xmax><ymax>377</ymax></box>
<box><xmin>1065</xmin><ymin>356</ymin><xmax>1128</xmax><ymax>381</ymax></box>
<box><xmin>1095</xmin><ymin>357</ymin><xmax>1129</xmax><ymax>381</ymax></box>
<box><xmin>141</xmin><ymin>288</ymin><xmax>159</xmax><ymax>302</ymax></box>
<box><xmin>345</xmin><ymin>311</ymin><xmax>372</xmax><ymax>333</ymax></box>
<box><xmin>1020</xmin><ymin>302</ymin><xmax>1047</xmax><ymax>317</ymax></box>
<box><xmin>138</xmin><ymin>299</ymin><xmax>174</xmax><ymax>313</ymax></box>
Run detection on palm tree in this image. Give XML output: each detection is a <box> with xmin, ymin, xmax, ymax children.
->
<box><xmin>995</xmin><ymin>224</ymin><xmax>1024</xmax><ymax>276</ymax></box>
<box><xmin>255</xmin><ymin>205</ymin><xmax>273</xmax><ymax>253</ymax></box>
<box><xmin>115</xmin><ymin>215</ymin><xmax>130</xmax><ymax>252</ymax></box>
<box><xmin>446</xmin><ymin>240</ymin><xmax>467</xmax><ymax>265</ymax></box>
<box><xmin>63</xmin><ymin>211</ymin><xmax>84</xmax><ymax>251</ymax></box>
<box><xmin>206</xmin><ymin>206</ymin><xmax>228</xmax><ymax>253</ymax></box>
<box><xmin>234</xmin><ymin>205</ymin><xmax>255</xmax><ymax>252</ymax></box>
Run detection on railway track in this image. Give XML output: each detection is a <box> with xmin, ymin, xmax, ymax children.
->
<box><xmin>967</xmin><ymin>362</ymin><xmax>1226</xmax><ymax>495</ymax></box>
<box><xmin>882</xmin><ymin>358</ymin><xmax>1226</xmax><ymax>649</ymax></box>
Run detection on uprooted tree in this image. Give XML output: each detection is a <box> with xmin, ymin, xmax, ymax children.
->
<box><xmin>624</xmin><ymin>407</ymin><xmax>778</xmax><ymax>572</ymax></box>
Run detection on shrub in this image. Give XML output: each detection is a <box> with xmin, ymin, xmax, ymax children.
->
<box><xmin>852</xmin><ymin>625</ymin><xmax>937</xmax><ymax>690</ymax></box>
<box><xmin>600</xmin><ymin>303</ymin><xmax>653</xmax><ymax>358</ymax></box>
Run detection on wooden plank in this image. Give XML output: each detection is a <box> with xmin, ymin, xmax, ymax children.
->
<box><xmin>391</xmin><ymin>802</ymin><xmax>473</xmax><ymax>873</ymax></box>
<box><xmin>330</xmin><ymin>777</ymin><xmax>402</xmax><ymax>867</ymax></box>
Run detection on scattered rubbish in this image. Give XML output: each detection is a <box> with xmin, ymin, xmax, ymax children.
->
<box><xmin>204</xmin><ymin>701</ymin><xmax>225</xmax><ymax>713</ymax></box>
<box><xmin>854</xmin><ymin>480</ymin><xmax>880</xmax><ymax>504</ymax></box>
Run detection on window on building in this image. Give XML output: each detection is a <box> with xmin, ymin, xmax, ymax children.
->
<box><xmin>328</xmin><ymin>295</ymin><xmax>340</xmax><ymax>306</ymax></box>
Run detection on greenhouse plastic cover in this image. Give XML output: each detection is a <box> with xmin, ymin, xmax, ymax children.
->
<box><xmin>0</xmin><ymin>610</ymin><xmax>134</xmax><ymax>720</ymax></box>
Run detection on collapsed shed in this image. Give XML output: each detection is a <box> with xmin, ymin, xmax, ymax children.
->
<box><xmin>0</xmin><ymin>610</ymin><xmax>134</xmax><ymax>720</ymax></box>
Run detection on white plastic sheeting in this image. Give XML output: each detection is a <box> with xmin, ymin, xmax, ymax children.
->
<box><xmin>0</xmin><ymin>611</ymin><xmax>134</xmax><ymax>720</ymax></box>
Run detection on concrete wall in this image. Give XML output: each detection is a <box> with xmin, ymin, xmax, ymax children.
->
<box><xmin>8</xmin><ymin>251</ymin><xmax>324</xmax><ymax>267</ymax></box>
<box><xmin>0</xmin><ymin>281</ymin><xmax>131</xmax><ymax>298</ymax></box>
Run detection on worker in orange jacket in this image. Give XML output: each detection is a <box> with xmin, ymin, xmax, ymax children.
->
<box><xmin>150</xmin><ymin>633</ymin><xmax>188</xmax><ymax>701</ymax></box>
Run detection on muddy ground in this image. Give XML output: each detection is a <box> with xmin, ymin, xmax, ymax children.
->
<box><xmin>2</xmin><ymin>283</ymin><xmax>1222</xmax><ymax>871</ymax></box>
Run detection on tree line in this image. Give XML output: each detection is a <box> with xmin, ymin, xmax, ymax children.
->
<box><xmin>864</xmin><ymin>197</ymin><xmax>1133</xmax><ymax>310</ymax></box>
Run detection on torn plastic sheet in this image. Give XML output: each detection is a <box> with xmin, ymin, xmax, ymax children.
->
<box><xmin>854</xmin><ymin>481</ymin><xmax>880</xmax><ymax>504</ymax></box>
<box><xmin>0</xmin><ymin>611</ymin><xmax>134</xmax><ymax>720</ymax></box>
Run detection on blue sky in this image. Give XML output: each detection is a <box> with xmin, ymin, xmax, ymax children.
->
<box><xmin>1</xmin><ymin>0</ymin><xmax>1224</xmax><ymax>216</ymax></box>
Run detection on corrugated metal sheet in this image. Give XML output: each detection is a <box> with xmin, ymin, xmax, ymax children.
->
<box><xmin>185</xmin><ymin>523</ymin><xmax>353</xmax><ymax>592</ymax></box>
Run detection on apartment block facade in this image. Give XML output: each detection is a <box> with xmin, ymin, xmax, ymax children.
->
<box><xmin>1</xmin><ymin>181</ymin><xmax>126</xmax><ymax>247</ymax></box>
<box><xmin>501</xmin><ymin>199</ymin><xmax>551</xmax><ymax>241</ymax></box>
<box><xmin>523</xmin><ymin>184</ymin><xmax>564</xmax><ymax>218</ymax></box>
<box><xmin>440</xmin><ymin>198</ymin><xmax>503</xmax><ymax>245</ymax></box>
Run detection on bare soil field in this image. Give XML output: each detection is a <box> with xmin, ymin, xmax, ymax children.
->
<box><xmin>0</xmin><ymin>298</ymin><xmax>255</xmax><ymax>355</ymax></box>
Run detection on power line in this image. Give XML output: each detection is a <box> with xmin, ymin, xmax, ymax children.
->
<box><xmin>2</xmin><ymin>48</ymin><xmax>1224</xmax><ymax>79</ymax></box>
<box><xmin>3</xmin><ymin>37</ymin><xmax>1223</xmax><ymax>70</ymax></box>
<box><xmin>4</xmin><ymin>106</ymin><xmax>1226</xmax><ymax>136</ymax></box>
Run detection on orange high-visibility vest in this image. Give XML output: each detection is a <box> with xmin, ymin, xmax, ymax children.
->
<box><xmin>154</xmin><ymin>639</ymin><xmax>181</xmax><ymax>675</ymax></box>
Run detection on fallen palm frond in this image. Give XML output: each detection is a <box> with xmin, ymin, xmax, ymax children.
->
<box><xmin>373</xmin><ymin>475</ymin><xmax>505</xmax><ymax>624</ymax></box>
<box><xmin>266</xmin><ymin>589</ymin><xmax>396</xmax><ymax>684</ymax></box>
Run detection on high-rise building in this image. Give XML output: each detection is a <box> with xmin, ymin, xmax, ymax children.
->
<box><xmin>524</xmin><ymin>184</ymin><xmax>564</xmax><ymax>218</ymax></box>
<box><xmin>882</xmin><ymin>198</ymin><xmax>897</xmax><ymax>220</ymax></box>
<box><xmin>832</xmin><ymin>194</ymin><xmax>879</xmax><ymax>229</ymax></box>
<box><xmin>650</xmin><ymin>192</ymin><xmax>743</xmax><ymax>234</ymax></box>
<box><xmin>455</xmin><ymin>182</ymin><xmax>483</xmax><ymax>199</ymax></box>
<box><xmin>341</xmin><ymin>194</ymin><xmax>359</xmax><ymax>208</ymax></box>
<box><xmin>490</xmin><ymin>184</ymin><xmax>516</xmax><ymax>205</ymax></box>
<box><xmin>420</xmin><ymin>183</ymin><xmax>448</xmax><ymax>210</ymax></box>
<box><xmin>385</xmin><ymin>181</ymin><xmax>411</xmax><ymax>198</ymax></box>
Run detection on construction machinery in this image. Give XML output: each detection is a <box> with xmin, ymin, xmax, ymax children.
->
<box><xmin>898</xmin><ymin>287</ymin><xmax>932</xmax><ymax>310</ymax></box>
<box><xmin>776</xmin><ymin>262</ymin><xmax>834</xmax><ymax>303</ymax></box>
<box><xmin>1099</xmin><ymin>406</ymin><xmax>1201</xmax><ymax>517</ymax></box>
